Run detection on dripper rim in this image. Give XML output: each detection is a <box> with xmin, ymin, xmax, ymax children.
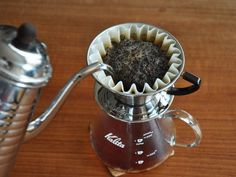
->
<box><xmin>86</xmin><ymin>22</ymin><xmax>185</xmax><ymax>98</ymax></box>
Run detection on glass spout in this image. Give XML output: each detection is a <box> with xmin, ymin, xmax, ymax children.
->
<box><xmin>24</xmin><ymin>62</ymin><xmax>113</xmax><ymax>141</ymax></box>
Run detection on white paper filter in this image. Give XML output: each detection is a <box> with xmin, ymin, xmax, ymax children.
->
<box><xmin>87</xmin><ymin>23</ymin><xmax>183</xmax><ymax>94</ymax></box>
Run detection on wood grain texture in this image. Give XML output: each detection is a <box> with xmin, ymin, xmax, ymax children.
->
<box><xmin>0</xmin><ymin>0</ymin><xmax>235</xmax><ymax>176</ymax></box>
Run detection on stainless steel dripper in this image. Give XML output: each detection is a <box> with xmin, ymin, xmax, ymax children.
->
<box><xmin>0</xmin><ymin>23</ymin><xmax>112</xmax><ymax>177</ymax></box>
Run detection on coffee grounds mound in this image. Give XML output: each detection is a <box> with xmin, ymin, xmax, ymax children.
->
<box><xmin>103</xmin><ymin>39</ymin><xmax>170</xmax><ymax>92</ymax></box>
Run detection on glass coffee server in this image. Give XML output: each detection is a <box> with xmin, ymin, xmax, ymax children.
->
<box><xmin>87</xmin><ymin>23</ymin><xmax>202</xmax><ymax>174</ymax></box>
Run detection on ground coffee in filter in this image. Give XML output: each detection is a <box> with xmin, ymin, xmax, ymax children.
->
<box><xmin>102</xmin><ymin>39</ymin><xmax>170</xmax><ymax>91</ymax></box>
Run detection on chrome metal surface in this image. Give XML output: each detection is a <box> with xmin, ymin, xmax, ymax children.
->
<box><xmin>0</xmin><ymin>78</ymin><xmax>40</xmax><ymax>177</ymax></box>
<box><xmin>24</xmin><ymin>62</ymin><xmax>113</xmax><ymax>141</ymax></box>
<box><xmin>0</xmin><ymin>25</ymin><xmax>52</xmax><ymax>88</ymax></box>
<box><xmin>95</xmin><ymin>82</ymin><xmax>174</xmax><ymax>122</ymax></box>
<box><xmin>0</xmin><ymin>23</ymin><xmax>113</xmax><ymax>177</ymax></box>
<box><xmin>0</xmin><ymin>59</ymin><xmax>111</xmax><ymax>177</ymax></box>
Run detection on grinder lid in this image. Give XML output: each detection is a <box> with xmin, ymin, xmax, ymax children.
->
<box><xmin>0</xmin><ymin>23</ymin><xmax>52</xmax><ymax>88</ymax></box>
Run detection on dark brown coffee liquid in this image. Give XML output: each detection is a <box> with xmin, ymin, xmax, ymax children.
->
<box><xmin>103</xmin><ymin>39</ymin><xmax>170</xmax><ymax>91</ymax></box>
<box><xmin>90</xmin><ymin>112</ymin><xmax>173</xmax><ymax>172</ymax></box>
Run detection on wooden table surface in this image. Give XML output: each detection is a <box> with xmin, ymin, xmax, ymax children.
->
<box><xmin>0</xmin><ymin>0</ymin><xmax>235</xmax><ymax>177</ymax></box>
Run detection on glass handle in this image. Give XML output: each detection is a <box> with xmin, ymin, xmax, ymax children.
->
<box><xmin>164</xmin><ymin>109</ymin><xmax>202</xmax><ymax>148</ymax></box>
